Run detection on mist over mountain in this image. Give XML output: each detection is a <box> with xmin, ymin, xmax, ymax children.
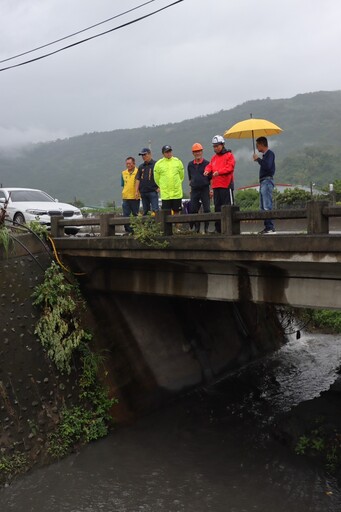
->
<box><xmin>1</xmin><ymin>90</ymin><xmax>340</xmax><ymax>205</ymax></box>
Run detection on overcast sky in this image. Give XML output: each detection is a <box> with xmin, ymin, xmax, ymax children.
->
<box><xmin>0</xmin><ymin>0</ymin><xmax>340</xmax><ymax>148</ymax></box>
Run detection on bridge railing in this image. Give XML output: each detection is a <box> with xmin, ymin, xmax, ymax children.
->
<box><xmin>50</xmin><ymin>200</ymin><xmax>341</xmax><ymax>237</ymax></box>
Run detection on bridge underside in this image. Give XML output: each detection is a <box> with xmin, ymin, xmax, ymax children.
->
<box><xmin>56</xmin><ymin>234</ymin><xmax>341</xmax><ymax>310</ymax></box>
<box><xmin>64</xmin><ymin>258</ymin><xmax>341</xmax><ymax>310</ymax></box>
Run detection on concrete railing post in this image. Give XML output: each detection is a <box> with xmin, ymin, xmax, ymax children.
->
<box><xmin>155</xmin><ymin>209</ymin><xmax>172</xmax><ymax>236</ymax></box>
<box><xmin>221</xmin><ymin>205</ymin><xmax>240</xmax><ymax>235</ymax></box>
<box><xmin>100</xmin><ymin>214</ymin><xmax>116</xmax><ymax>237</ymax></box>
<box><xmin>307</xmin><ymin>200</ymin><xmax>329</xmax><ymax>234</ymax></box>
<box><xmin>50</xmin><ymin>215</ymin><xmax>64</xmax><ymax>237</ymax></box>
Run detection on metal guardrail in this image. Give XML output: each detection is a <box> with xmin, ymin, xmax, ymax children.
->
<box><xmin>50</xmin><ymin>201</ymin><xmax>341</xmax><ymax>238</ymax></box>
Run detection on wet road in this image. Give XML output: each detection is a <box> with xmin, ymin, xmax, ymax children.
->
<box><xmin>1</xmin><ymin>332</ymin><xmax>341</xmax><ymax>511</ymax></box>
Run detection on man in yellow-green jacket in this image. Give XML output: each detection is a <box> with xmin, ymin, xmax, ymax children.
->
<box><xmin>154</xmin><ymin>145</ymin><xmax>184</xmax><ymax>212</ymax></box>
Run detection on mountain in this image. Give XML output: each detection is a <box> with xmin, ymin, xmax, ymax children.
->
<box><xmin>1</xmin><ymin>90</ymin><xmax>341</xmax><ymax>205</ymax></box>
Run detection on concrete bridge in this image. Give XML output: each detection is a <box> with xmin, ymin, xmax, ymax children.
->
<box><xmin>51</xmin><ymin>201</ymin><xmax>341</xmax><ymax>310</ymax></box>
<box><xmin>3</xmin><ymin>204</ymin><xmax>340</xmax><ymax>426</ymax></box>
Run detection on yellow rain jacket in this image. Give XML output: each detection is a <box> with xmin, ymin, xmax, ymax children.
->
<box><xmin>154</xmin><ymin>157</ymin><xmax>184</xmax><ymax>200</ymax></box>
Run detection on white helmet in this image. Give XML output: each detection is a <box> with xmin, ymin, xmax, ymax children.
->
<box><xmin>212</xmin><ymin>135</ymin><xmax>225</xmax><ymax>145</ymax></box>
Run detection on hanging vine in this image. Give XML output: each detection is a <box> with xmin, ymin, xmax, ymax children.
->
<box><xmin>32</xmin><ymin>261</ymin><xmax>91</xmax><ymax>374</ymax></box>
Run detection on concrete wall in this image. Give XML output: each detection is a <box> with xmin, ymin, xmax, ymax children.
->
<box><xmin>0</xmin><ymin>235</ymin><xmax>82</xmax><ymax>467</ymax></box>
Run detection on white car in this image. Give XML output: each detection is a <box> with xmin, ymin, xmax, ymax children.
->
<box><xmin>0</xmin><ymin>187</ymin><xmax>83</xmax><ymax>234</ymax></box>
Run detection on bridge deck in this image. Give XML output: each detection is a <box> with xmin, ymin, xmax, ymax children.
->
<box><xmin>53</xmin><ymin>233</ymin><xmax>341</xmax><ymax>310</ymax></box>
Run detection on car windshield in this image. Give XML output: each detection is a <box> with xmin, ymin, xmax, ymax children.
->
<box><xmin>10</xmin><ymin>190</ymin><xmax>54</xmax><ymax>202</ymax></box>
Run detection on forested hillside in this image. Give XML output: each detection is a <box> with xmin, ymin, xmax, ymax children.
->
<box><xmin>1</xmin><ymin>90</ymin><xmax>340</xmax><ymax>205</ymax></box>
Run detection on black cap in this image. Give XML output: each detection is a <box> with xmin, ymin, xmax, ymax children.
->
<box><xmin>138</xmin><ymin>147</ymin><xmax>151</xmax><ymax>155</ymax></box>
<box><xmin>162</xmin><ymin>145</ymin><xmax>172</xmax><ymax>153</ymax></box>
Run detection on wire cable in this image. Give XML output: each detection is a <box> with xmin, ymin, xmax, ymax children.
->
<box><xmin>0</xmin><ymin>0</ymin><xmax>184</xmax><ymax>73</ymax></box>
<box><xmin>9</xmin><ymin>220</ymin><xmax>53</xmax><ymax>260</ymax></box>
<box><xmin>9</xmin><ymin>233</ymin><xmax>46</xmax><ymax>271</ymax></box>
<box><xmin>48</xmin><ymin>235</ymin><xmax>86</xmax><ymax>276</ymax></box>
<box><xmin>0</xmin><ymin>0</ymin><xmax>158</xmax><ymax>64</ymax></box>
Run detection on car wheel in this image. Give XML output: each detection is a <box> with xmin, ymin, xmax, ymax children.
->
<box><xmin>14</xmin><ymin>212</ymin><xmax>25</xmax><ymax>225</ymax></box>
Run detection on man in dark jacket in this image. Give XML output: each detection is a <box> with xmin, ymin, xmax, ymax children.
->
<box><xmin>135</xmin><ymin>148</ymin><xmax>159</xmax><ymax>215</ymax></box>
<box><xmin>253</xmin><ymin>136</ymin><xmax>275</xmax><ymax>234</ymax></box>
<box><xmin>187</xmin><ymin>142</ymin><xmax>210</xmax><ymax>233</ymax></box>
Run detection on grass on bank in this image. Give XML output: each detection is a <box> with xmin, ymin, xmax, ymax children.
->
<box><xmin>301</xmin><ymin>309</ymin><xmax>341</xmax><ymax>333</ymax></box>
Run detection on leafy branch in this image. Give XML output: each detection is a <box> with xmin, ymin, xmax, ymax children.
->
<box><xmin>130</xmin><ymin>214</ymin><xmax>169</xmax><ymax>248</ymax></box>
<box><xmin>32</xmin><ymin>261</ymin><xmax>91</xmax><ymax>374</ymax></box>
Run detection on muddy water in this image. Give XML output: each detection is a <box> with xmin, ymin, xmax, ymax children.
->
<box><xmin>1</xmin><ymin>331</ymin><xmax>341</xmax><ymax>511</ymax></box>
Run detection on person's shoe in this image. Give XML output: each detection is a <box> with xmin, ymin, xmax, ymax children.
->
<box><xmin>258</xmin><ymin>228</ymin><xmax>276</xmax><ymax>234</ymax></box>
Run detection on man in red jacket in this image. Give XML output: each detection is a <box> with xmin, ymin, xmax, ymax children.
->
<box><xmin>204</xmin><ymin>135</ymin><xmax>235</xmax><ymax>233</ymax></box>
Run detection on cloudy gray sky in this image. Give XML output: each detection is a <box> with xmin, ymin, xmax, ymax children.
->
<box><xmin>0</xmin><ymin>0</ymin><xmax>340</xmax><ymax>147</ymax></box>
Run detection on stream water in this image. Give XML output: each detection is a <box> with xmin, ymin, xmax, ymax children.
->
<box><xmin>1</xmin><ymin>331</ymin><xmax>341</xmax><ymax>511</ymax></box>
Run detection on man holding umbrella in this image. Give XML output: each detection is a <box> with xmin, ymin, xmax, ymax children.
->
<box><xmin>253</xmin><ymin>136</ymin><xmax>276</xmax><ymax>234</ymax></box>
<box><xmin>224</xmin><ymin>115</ymin><xmax>282</xmax><ymax>235</ymax></box>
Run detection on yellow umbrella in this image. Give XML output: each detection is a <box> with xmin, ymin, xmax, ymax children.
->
<box><xmin>224</xmin><ymin>115</ymin><xmax>282</xmax><ymax>152</ymax></box>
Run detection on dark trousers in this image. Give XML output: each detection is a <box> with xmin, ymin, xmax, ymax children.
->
<box><xmin>161</xmin><ymin>198</ymin><xmax>182</xmax><ymax>212</ymax></box>
<box><xmin>122</xmin><ymin>199</ymin><xmax>140</xmax><ymax>233</ymax></box>
<box><xmin>191</xmin><ymin>186</ymin><xmax>210</xmax><ymax>232</ymax></box>
<box><xmin>141</xmin><ymin>191</ymin><xmax>159</xmax><ymax>215</ymax></box>
<box><xmin>213</xmin><ymin>188</ymin><xmax>234</xmax><ymax>233</ymax></box>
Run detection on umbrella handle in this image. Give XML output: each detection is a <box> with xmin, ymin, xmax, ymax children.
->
<box><xmin>252</xmin><ymin>130</ymin><xmax>255</xmax><ymax>153</ymax></box>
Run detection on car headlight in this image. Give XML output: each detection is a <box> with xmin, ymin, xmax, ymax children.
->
<box><xmin>26</xmin><ymin>209</ymin><xmax>48</xmax><ymax>215</ymax></box>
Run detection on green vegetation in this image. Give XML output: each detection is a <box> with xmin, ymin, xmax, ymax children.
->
<box><xmin>274</xmin><ymin>187</ymin><xmax>311</xmax><ymax>207</ymax></box>
<box><xmin>235</xmin><ymin>187</ymin><xmax>322</xmax><ymax>212</ymax></box>
<box><xmin>26</xmin><ymin>220</ymin><xmax>49</xmax><ymax>240</ymax></box>
<box><xmin>278</xmin><ymin>146</ymin><xmax>341</xmax><ymax>188</ymax></box>
<box><xmin>48</xmin><ymin>345</ymin><xmax>117</xmax><ymax>459</ymax></box>
<box><xmin>0</xmin><ymin>453</ymin><xmax>28</xmax><ymax>484</ymax></box>
<box><xmin>32</xmin><ymin>262</ymin><xmax>91</xmax><ymax>374</ymax></box>
<box><xmin>0</xmin><ymin>226</ymin><xmax>12</xmax><ymax>255</ymax></box>
<box><xmin>295</xmin><ymin>423</ymin><xmax>341</xmax><ymax>472</ymax></box>
<box><xmin>300</xmin><ymin>308</ymin><xmax>341</xmax><ymax>333</ymax></box>
<box><xmin>32</xmin><ymin>261</ymin><xmax>117</xmax><ymax>459</ymax></box>
<box><xmin>130</xmin><ymin>214</ymin><xmax>169</xmax><ymax>248</ymax></box>
<box><xmin>235</xmin><ymin>189</ymin><xmax>259</xmax><ymax>211</ymax></box>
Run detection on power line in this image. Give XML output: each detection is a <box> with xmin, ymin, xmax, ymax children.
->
<box><xmin>0</xmin><ymin>0</ymin><xmax>184</xmax><ymax>73</ymax></box>
<box><xmin>0</xmin><ymin>0</ymin><xmax>158</xmax><ymax>64</ymax></box>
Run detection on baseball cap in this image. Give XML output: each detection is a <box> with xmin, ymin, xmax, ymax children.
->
<box><xmin>162</xmin><ymin>145</ymin><xmax>172</xmax><ymax>153</ymax></box>
<box><xmin>138</xmin><ymin>147</ymin><xmax>151</xmax><ymax>155</ymax></box>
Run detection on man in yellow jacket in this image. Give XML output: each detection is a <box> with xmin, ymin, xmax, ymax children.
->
<box><xmin>121</xmin><ymin>156</ymin><xmax>140</xmax><ymax>234</ymax></box>
<box><xmin>154</xmin><ymin>145</ymin><xmax>184</xmax><ymax>212</ymax></box>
